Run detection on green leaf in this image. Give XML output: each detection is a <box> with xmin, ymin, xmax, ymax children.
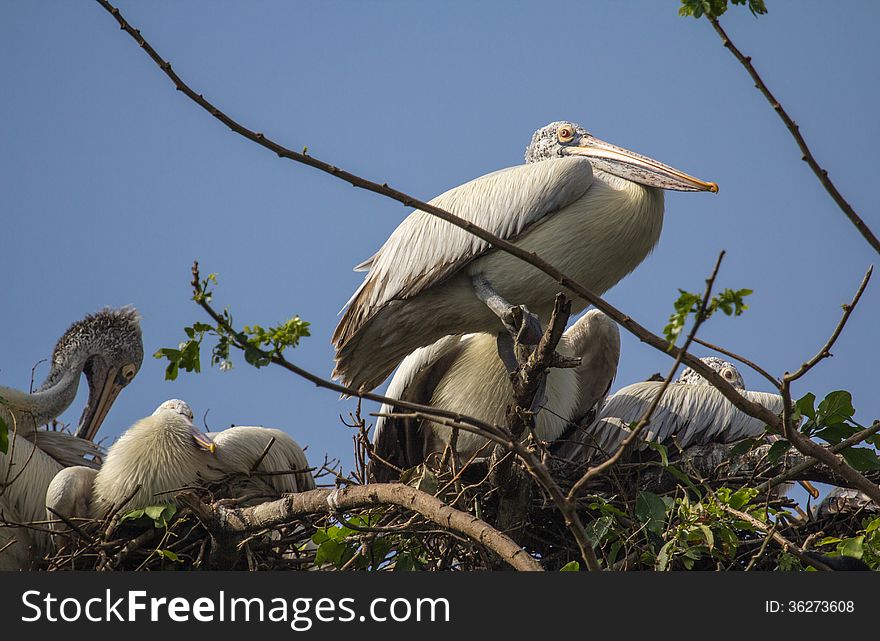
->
<box><xmin>656</xmin><ymin>540</ymin><xmax>675</xmax><ymax>571</ymax></box>
<box><xmin>767</xmin><ymin>440</ymin><xmax>791</xmax><ymax>465</ymax></box>
<box><xmin>647</xmin><ymin>441</ymin><xmax>669</xmax><ymax>467</ymax></box>
<box><xmin>728</xmin><ymin>487</ymin><xmax>758</xmax><ymax>510</ymax></box>
<box><xmin>119</xmin><ymin>508</ymin><xmax>146</xmax><ymax>524</ymax></box>
<box><xmin>560</xmin><ymin>561</ymin><xmax>580</xmax><ymax>572</ymax></box>
<box><xmin>841</xmin><ymin>447</ymin><xmax>880</xmax><ymax>472</ymax></box>
<box><xmin>817</xmin><ymin>390</ymin><xmax>855</xmax><ymax>426</ymax></box>
<box><xmin>796</xmin><ymin>393</ymin><xmax>817</xmax><ymax>421</ymax></box>
<box><xmin>698</xmin><ymin>524</ymin><xmax>715</xmax><ymax>551</ymax></box>
<box><xmin>838</xmin><ymin>536</ymin><xmax>865</xmax><ymax>560</ymax></box>
<box><xmin>635</xmin><ymin>491</ymin><xmax>668</xmax><ymax>535</ymax></box>
<box><xmin>730</xmin><ymin>438</ymin><xmax>758</xmax><ymax>457</ymax></box>
<box><xmin>157</xmin><ymin>549</ymin><xmax>181</xmax><ymax>562</ymax></box>
<box><xmin>814</xmin><ymin>423</ymin><xmax>859</xmax><ymax>446</ymax></box>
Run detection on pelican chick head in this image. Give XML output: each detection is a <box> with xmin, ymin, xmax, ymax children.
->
<box><xmin>92</xmin><ymin>402</ymin><xmax>215</xmax><ymax>516</ymax></box>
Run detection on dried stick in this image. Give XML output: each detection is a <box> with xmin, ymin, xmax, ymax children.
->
<box><xmin>707</xmin><ymin>17</ymin><xmax>880</xmax><ymax>255</ymax></box>
<box><xmin>178</xmin><ymin>484</ymin><xmax>542</xmax><ymax>571</ymax></box>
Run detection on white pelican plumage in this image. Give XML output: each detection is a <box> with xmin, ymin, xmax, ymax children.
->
<box><xmin>0</xmin><ymin>308</ymin><xmax>143</xmax><ymax>569</ymax></box>
<box><xmin>567</xmin><ymin>357</ymin><xmax>793</xmax><ymax>463</ymax></box>
<box><xmin>371</xmin><ymin>310</ymin><xmax>620</xmax><ymax>481</ymax></box>
<box><xmin>49</xmin><ymin>400</ymin><xmax>316</xmax><ymax>523</ymax></box>
<box><xmin>334</xmin><ymin>121</ymin><xmax>717</xmax><ymax>391</ymax></box>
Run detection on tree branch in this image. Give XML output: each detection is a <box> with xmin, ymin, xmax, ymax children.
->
<box><xmin>568</xmin><ymin>251</ymin><xmax>725</xmax><ymax>497</ymax></box>
<box><xmin>178</xmin><ymin>484</ymin><xmax>543</xmax><ymax>571</ymax></box>
<box><xmin>94</xmin><ymin>0</ymin><xmax>770</xmax><ymax>427</ymax></box>
<box><xmin>707</xmin><ymin>16</ymin><xmax>880</xmax><ymax>255</ymax></box>
<box><xmin>716</xmin><ymin>504</ymin><xmax>831</xmax><ymax>572</ymax></box>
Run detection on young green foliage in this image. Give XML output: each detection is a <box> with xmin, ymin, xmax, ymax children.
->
<box><xmin>796</xmin><ymin>390</ymin><xmax>880</xmax><ymax>471</ymax></box>
<box><xmin>663</xmin><ymin>287</ymin><xmax>752</xmax><ymax>347</ymax></box>
<box><xmin>679</xmin><ymin>0</ymin><xmax>767</xmax><ymax>19</ymax></box>
<box><xmin>153</xmin><ymin>272</ymin><xmax>310</xmax><ymax>380</ymax></box>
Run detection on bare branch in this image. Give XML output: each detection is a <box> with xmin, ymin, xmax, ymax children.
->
<box><xmin>692</xmin><ymin>337</ymin><xmax>780</xmax><ymax>389</ymax></box>
<box><xmin>568</xmin><ymin>251</ymin><xmax>725</xmax><ymax>497</ymax></box>
<box><xmin>707</xmin><ymin>17</ymin><xmax>880</xmax><ymax>255</ymax></box>
<box><xmin>178</xmin><ymin>484</ymin><xmax>543</xmax><ymax>571</ymax></box>
<box><xmin>94</xmin><ymin>0</ymin><xmax>768</xmax><ymax>425</ymax></box>
<box><xmin>784</xmin><ymin>266</ymin><xmax>873</xmax><ymax>383</ymax></box>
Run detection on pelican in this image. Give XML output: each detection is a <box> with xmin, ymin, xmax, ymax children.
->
<box><xmin>50</xmin><ymin>400</ymin><xmax>316</xmax><ymax>522</ymax></box>
<box><xmin>564</xmin><ymin>356</ymin><xmax>820</xmax><ymax>497</ymax></box>
<box><xmin>0</xmin><ymin>307</ymin><xmax>143</xmax><ymax>569</ymax></box>
<box><xmin>334</xmin><ymin>121</ymin><xmax>717</xmax><ymax>391</ymax></box>
<box><xmin>370</xmin><ymin>309</ymin><xmax>620</xmax><ymax>481</ymax></box>
<box><xmin>815</xmin><ymin>487</ymin><xmax>877</xmax><ymax>519</ymax></box>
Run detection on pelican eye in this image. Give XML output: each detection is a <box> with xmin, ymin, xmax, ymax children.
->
<box><xmin>556</xmin><ymin>126</ymin><xmax>575</xmax><ymax>143</ymax></box>
<box><xmin>121</xmin><ymin>364</ymin><xmax>137</xmax><ymax>381</ymax></box>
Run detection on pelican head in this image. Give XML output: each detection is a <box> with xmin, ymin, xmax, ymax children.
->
<box><xmin>39</xmin><ymin>307</ymin><xmax>144</xmax><ymax>441</ymax></box>
<box><xmin>677</xmin><ymin>356</ymin><xmax>745</xmax><ymax>390</ymax></box>
<box><xmin>524</xmin><ymin>121</ymin><xmax>718</xmax><ymax>193</ymax></box>
<box><xmin>92</xmin><ymin>400</ymin><xmax>215</xmax><ymax>514</ymax></box>
<box><xmin>152</xmin><ymin>398</ymin><xmax>195</xmax><ymax>422</ymax></box>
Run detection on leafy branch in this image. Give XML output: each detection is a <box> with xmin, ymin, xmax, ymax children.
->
<box><xmin>664</xmin><ymin>286</ymin><xmax>752</xmax><ymax>347</ymax></box>
<box><xmin>153</xmin><ymin>271</ymin><xmax>310</xmax><ymax>380</ymax></box>
<box><xmin>679</xmin><ymin>0</ymin><xmax>766</xmax><ymax>19</ymax></box>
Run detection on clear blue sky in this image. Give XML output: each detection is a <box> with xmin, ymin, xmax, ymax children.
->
<box><xmin>1</xmin><ymin>2</ymin><xmax>877</xmax><ymax>497</ymax></box>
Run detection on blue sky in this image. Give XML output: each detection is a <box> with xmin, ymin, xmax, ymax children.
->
<box><xmin>1</xmin><ymin>1</ymin><xmax>877</xmax><ymax>498</ymax></box>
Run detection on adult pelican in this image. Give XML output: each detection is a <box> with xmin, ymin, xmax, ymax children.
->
<box><xmin>49</xmin><ymin>400</ymin><xmax>316</xmax><ymax>522</ymax></box>
<box><xmin>370</xmin><ymin>310</ymin><xmax>620</xmax><ymax>481</ymax></box>
<box><xmin>0</xmin><ymin>307</ymin><xmax>143</xmax><ymax>569</ymax></box>
<box><xmin>334</xmin><ymin>121</ymin><xmax>717</xmax><ymax>391</ymax></box>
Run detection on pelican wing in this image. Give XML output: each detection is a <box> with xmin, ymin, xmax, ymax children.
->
<box><xmin>334</xmin><ymin>157</ymin><xmax>594</xmax><ymax>347</ymax></box>
<box><xmin>584</xmin><ymin>382</ymin><xmax>784</xmax><ymax>460</ymax></box>
<box><xmin>371</xmin><ymin>335</ymin><xmax>467</xmax><ymax>481</ymax></box>
<box><xmin>208</xmin><ymin>426</ymin><xmax>316</xmax><ymax>495</ymax></box>
<box><xmin>25</xmin><ymin>430</ymin><xmax>104</xmax><ymax>469</ymax></box>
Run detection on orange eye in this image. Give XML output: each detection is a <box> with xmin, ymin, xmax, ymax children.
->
<box><xmin>557</xmin><ymin>126</ymin><xmax>574</xmax><ymax>143</ymax></box>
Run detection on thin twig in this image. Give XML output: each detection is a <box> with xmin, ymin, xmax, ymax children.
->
<box><xmin>692</xmin><ymin>337</ymin><xmax>779</xmax><ymax>388</ymax></box>
<box><xmin>707</xmin><ymin>16</ymin><xmax>880</xmax><ymax>255</ymax></box>
<box><xmin>784</xmin><ymin>267</ymin><xmax>873</xmax><ymax>383</ymax></box>
<box><xmin>569</xmin><ymin>251</ymin><xmax>725</xmax><ymax>497</ymax></box>
<box><xmin>94</xmin><ymin>0</ymin><xmax>770</xmax><ymax>425</ymax></box>
<box><xmin>717</xmin><ymin>503</ymin><xmax>831</xmax><ymax>571</ymax></box>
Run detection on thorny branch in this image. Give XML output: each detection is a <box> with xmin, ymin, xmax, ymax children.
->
<box><xmin>707</xmin><ymin>16</ymin><xmax>880</xmax><ymax>255</ymax></box>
